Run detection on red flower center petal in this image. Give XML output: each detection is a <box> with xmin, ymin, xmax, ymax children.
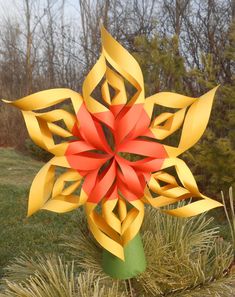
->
<box><xmin>65</xmin><ymin>103</ymin><xmax>168</xmax><ymax>203</ymax></box>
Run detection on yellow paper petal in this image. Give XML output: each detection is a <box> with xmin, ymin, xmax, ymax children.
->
<box><xmin>3</xmin><ymin>89</ymin><xmax>82</xmax><ymax>155</ymax></box>
<box><xmin>101</xmin><ymin>26</ymin><xmax>144</xmax><ymax>105</ymax></box>
<box><xmin>145</xmin><ymin>86</ymin><xmax>219</xmax><ymax>157</ymax></box>
<box><xmin>85</xmin><ymin>197</ymin><xmax>144</xmax><ymax>260</ymax></box>
<box><xmin>166</xmin><ymin>87</ymin><xmax>218</xmax><ymax>157</ymax></box>
<box><xmin>102</xmin><ymin>67</ymin><xmax>127</xmax><ymax>105</ymax></box>
<box><xmin>2</xmin><ymin>88</ymin><xmax>82</xmax><ymax>112</ymax></box>
<box><xmin>27</xmin><ymin>156</ymin><xmax>86</xmax><ymax>216</ymax></box>
<box><xmin>144</xmin><ymin>158</ymin><xmax>222</xmax><ymax>216</ymax></box>
<box><xmin>144</xmin><ymin>92</ymin><xmax>196</xmax><ymax>117</ymax></box>
<box><xmin>121</xmin><ymin>199</ymin><xmax>144</xmax><ymax>246</ymax></box>
<box><xmin>85</xmin><ymin>201</ymin><xmax>124</xmax><ymax>260</ymax></box>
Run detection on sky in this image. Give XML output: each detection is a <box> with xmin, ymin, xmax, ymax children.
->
<box><xmin>0</xmin><ymin>0</ymin><xmax>80</xmax><ymax>22</ymax></box>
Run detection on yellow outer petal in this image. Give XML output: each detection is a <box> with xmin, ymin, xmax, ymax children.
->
<box><xmin>102</xmin><ymin>199</ymin><xmax>122</xmax><ymax>234</ymax></box>
<box><xmin>105</xmin><ymin>67</ymin><xmax>127</xmax><ymax>105</ymax></box>
<box><xmin>101</xmin><ymin>26</ymin><xmax>144</xmax><ymax>105</ymax></box>
<box><xmin>167</xmin><ymin>86</ymin><xmax>218</xmax><ymax>157</ymax></box>
<box><xmin>150</xmin><ymin>108</ymin><xmax>187</xmax><ymax>140</ymax></box>
<box><xmin>144</xmin><ymin>92</ymin><xmax>196</xmax><ymax>118</ymax></box>
<box><xmin>85</xmin><ymin>197</ymin><xmax>144</xmax><ymax>261</ymax></box>
<box><xmin>145</xmin><ymin>86</ymin><xmax>219</xmax><ymax>157</ymax></box>
<box><xmin>27</xmin><ymin>156</ymin><xmax>85</xmax><ymax>216</ymax></box>
<box><xmin>85</xmin><ymin>202</ymin><xmax>124</xmax><ymax>260</ymax></box>
<box><xmin>164</xmin><ymin>197</ymin><xmax>222</xmax><ymax>217</ymax></box>
<box><xmin>144</xmin><ymin>158</ymin><xmax>222</xmax><ymax>217</ymax></box>
<box><xmin>82</xmin><ymin>55</ymin><xmax>108</xmax><ymax>113</ymax></box>
<box><xmin>2</xmin><ymin>88</ymin><xmax>83</xmax><ymax>113</ymax></box>
<box><xmin>121</xmin><ymin>199</ymin><xmax>144</xmax><ymax>246</ymax></box>
<box><xmin>3</xmin><ymin>89</ymin><xmax>82</xmax><ymax>155</ymax></box>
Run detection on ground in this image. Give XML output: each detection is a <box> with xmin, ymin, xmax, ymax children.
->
<box><xmin>0</xmin><ymin>148</ymin><xmax>79</xmax><ymax>277</ymax></box>
<box><xmin>0</xmin><ymin>148</ymin><xmax>231</xmax><ymax>279</ymax></box>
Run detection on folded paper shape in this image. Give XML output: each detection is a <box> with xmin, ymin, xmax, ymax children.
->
<box><xmin>3</xmin><ymin>26</ymin><xmax>222</xmax><ymax>260</ymax></box>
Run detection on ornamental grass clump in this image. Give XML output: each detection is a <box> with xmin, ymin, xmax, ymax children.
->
<box><xmin>1</xmin><ymin>204</ymin><xmax>234</xmax><ymax>297</ymax></box>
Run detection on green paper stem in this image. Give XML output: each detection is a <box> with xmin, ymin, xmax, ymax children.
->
<box><xmin>101</xmin><ymin>233</ymin><xmax>146</xmax><ymax>280</ymax></box>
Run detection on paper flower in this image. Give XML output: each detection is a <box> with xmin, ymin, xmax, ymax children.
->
<box><xmin>3</xmin><ymin>26</ymin><xmax>222</xmax><ymax>260</ymax></box>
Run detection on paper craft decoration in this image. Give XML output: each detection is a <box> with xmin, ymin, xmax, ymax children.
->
<box><xmin>3</xmin><ymin>26</ymin><xmax>222</xmax><ymax>279</ymax></box>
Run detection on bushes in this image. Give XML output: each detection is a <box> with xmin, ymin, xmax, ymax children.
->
<box><xmin>1</xmin><ymin>205</ymin><xmax>235</xmax><ymax>297</ymax></box>
<box><xmin>24</xmin><ymin>139</ymin><xmax>52</xmax><ymax>162</ymax></box>
<box><xmin>0</xmin><ymin>256</ymin><xmax>124</xmax><ymax>297</ymax></box>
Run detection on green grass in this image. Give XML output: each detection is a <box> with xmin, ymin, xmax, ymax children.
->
<box><xmin>0</xmin><ymin>148</ymin><xmax>232</xmax><ymax>280</ymax></box>
<box><xmin>0</xmin><ymin>148</ymin><xmax>79</xmax><ymax>277</ymax></box>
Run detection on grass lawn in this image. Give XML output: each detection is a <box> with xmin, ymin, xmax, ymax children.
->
<box><xmin>0</xmin><ymin>148</ymin><xmax>232</xmax><ymax>280</ymax></box>
<box><xmin>0</xmin><ymin>148</ymin><xmax>80</xmax><ymax>277</ymax></box>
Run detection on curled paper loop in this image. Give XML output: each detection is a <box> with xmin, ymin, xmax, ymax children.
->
<box><xmin>2</xmin><ymin>26</ymin><xmax>222</xmax><ymax>260</ymax></box>
<box><xmin>144</xmin><ymin>87</ymin><xmax>219</xmax><ymax>157</ymax></box>
<box><xmin>144</xmin><ymin>158</ymin><xmax>222</xmax><ymax>217</ymax></box>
